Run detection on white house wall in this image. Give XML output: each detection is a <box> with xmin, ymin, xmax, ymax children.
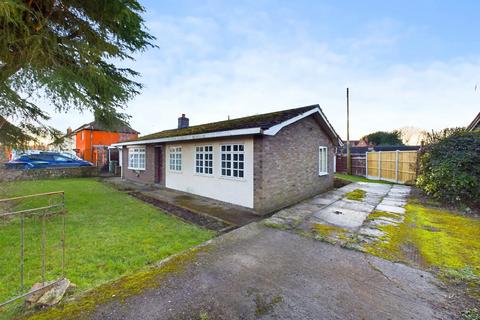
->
<box><xmin>165</xmin><ymin>137</ymin><xmax>254</xmax><ymax>208</ymax></box>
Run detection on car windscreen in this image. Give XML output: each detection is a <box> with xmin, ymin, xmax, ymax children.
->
<box><xmin>53</xmin><ymin>155</ymin><xmax>71</xmax><ymax>162</ymax></box>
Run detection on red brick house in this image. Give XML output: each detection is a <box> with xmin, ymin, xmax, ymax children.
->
<box><xmin>113</xmin><ymin>105</ymin><xmax>342</xmax><ymax>214</ymax></box>
<box><xmin>73</xmin><ymin>121</ymin><xmax>139</xmax><ymax>165</ymax></box>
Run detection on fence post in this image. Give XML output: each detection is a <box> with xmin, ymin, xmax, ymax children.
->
<box><xmin>41</xmin><ymin>210</ymin><xmax>46</xmax><ymax>285</ymax></box>
<box><xmin>365</xmin><ymin>152</ymin><xmax>368</xmax><ymax>178</ymax></box>
<box><xmin>377</xmin><ymin>151</ymin><xmax>381</xmax><ymax>180</ymax></box>
<box><xmin>395</xmin><ymin>150</ymin><xmax>399</xmax><ymax>182</ymax></box>
<box><xmin>20</xmin><ymin>214</ymin><xmax>24</xmax><ymax>292</ymax></box>
<box><xmin>62</xmin><ymin>211</ymin><xmax>66</xmax><ymax>278</ymax></box>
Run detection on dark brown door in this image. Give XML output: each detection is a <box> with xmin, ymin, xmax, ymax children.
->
<box><xmin>154</xmin><ymin>146</ymin><xmax>163</xmax><ymax>184</ymax></box>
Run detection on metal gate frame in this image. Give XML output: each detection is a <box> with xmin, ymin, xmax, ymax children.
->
<box><xmin>0</xmin><ymin>191</ymin><xmax>66</xmax><ymax>307</ymax></box>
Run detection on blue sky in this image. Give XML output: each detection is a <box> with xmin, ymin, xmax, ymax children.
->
<box><xmin>50</xmin><ymin>0</ymin><xmax>480</xmax><ymax>140</ymax></box>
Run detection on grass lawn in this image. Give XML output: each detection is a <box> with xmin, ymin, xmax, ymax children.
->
<box><xmin>365</xmin><ymin>199</ymin><xmax>480</xmax><ymax>302</ymax></box>
<box><xmin>335</xmin><ymin>173</ymin><xmax>394</xmax><ymax>185</ymax></box>
<box><xmin>0</xmin><ymin>178</ymin><xmax>214</xmax><ymax>317</ymax></box>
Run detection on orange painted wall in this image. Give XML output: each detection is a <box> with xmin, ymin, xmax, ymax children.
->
<box><xmin>75</xmin><ymin>130</ymin><xmax>138</xmax><ymax>162</ymax></box>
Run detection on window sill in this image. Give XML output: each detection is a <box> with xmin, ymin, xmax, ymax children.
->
<box><xmin>218</xmin><ymin>175</ymin><xmax>247</xmax><ymax>182</ymax></box>
<box><xmin>128</xmin><ymin>167</ymin><xmax>146</xmax><ymax>171</ymax></box>
<box><xmin>318</xmin><ymin>172</ymin><xmax>329</xmax><ymax>176</ymax></box>
<box><xmin>169</xmin><ymin>170</ymin><xmax>183</xmax><ymax>174</ymax></box>
<box><xmin>194</xmin><ymin>173</ymin><xmax>215</xmax><ymax>178</ymax></box>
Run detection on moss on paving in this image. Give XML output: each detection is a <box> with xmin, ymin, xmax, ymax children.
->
<box><xmin>364</xmin><ymin>199</ymin><xmax>480</xmax><ymax>300</ymax></box>
<box><xmin>462</xmin><ymin>308</ymin><xmax>480</xmax><ymax>320</ymax></box>
<box><xmin>20</xmin><ymin>245</ymin><xmax>209</xmax><ymax>320</ymax></box>
<box><xmin>345</xmin><ymin>189</ymin><xmax>366</xmax><ymax>201</ymax></box>
<box><xmin>313</xmin><ymin>223</ymin><xmax>347</xmax><ymax>237</ymax></box>
<box><xmin>0</xmin><ymin>178</ymin><xmax>214</xmax><ymax>319</ymax></box>
<box><xmin>254</xmin><ymin>294</ymin><xmax>283</xmax><ymax>316</ymax></box>
<box><xmin>311</xmin><ymin>223</ymin><xmax>360</xmax><ymax>248</ymax></box>
<box><xmin>261</xmin><ymin>220</ymin><xmax>291</xmax><ymax>231</ymax></box>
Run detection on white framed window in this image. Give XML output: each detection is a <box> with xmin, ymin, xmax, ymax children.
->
<box><xmin>221</xmin><ymin>144</ymin><xmax>245</xmax><ymax>178</ymax></box>
<box><xmin>318</xmin><ymin>146</ymin><xmax>328</xmax><ymax>175</ymax></box>
<box><xmin>169</xmin><ymin>146</ymin><xmax>182</xmax><ymax>171</ymax></box>
<box><xmin>195</xmin><ymin>145</ymin><xmax>213</xmax><ymax>175</ymax></box>
<box><xmin>128</xmin><ymin>147</ymin><xmax>146</xmax><ymax>170</ymax></box>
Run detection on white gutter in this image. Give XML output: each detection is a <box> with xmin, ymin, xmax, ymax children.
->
<box><xmin>112</xmin><ymin>127</ymin><xmax>263</xmax><ymax>147</ymax></box>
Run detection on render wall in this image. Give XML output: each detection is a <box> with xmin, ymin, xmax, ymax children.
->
<box><xmin>164</xmin><ymin>137</ymin><xmax>254</xmax><ymax>208</ymax></box>
<box><xmin>253</xmin><ymin>115</ymin><xmax>335</xmax><ymax>214</ymax></box>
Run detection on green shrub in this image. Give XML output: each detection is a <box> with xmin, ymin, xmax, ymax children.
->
<box><xmin>417</xmin><ymin>129</ymin><xmax>480</xmax><ymax>209</ymax></box>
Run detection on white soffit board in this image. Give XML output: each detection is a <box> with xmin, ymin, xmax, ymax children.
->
<box><xmin>112</xmin><ymin>127</ymin><xmax>262</xmax><ymax>147</ymax></box>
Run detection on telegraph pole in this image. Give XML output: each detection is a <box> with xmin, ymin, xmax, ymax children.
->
<box><xmin>346</xmin><ymin>88</ymin><xmax>351</xmax><ymax>175</ymax></box>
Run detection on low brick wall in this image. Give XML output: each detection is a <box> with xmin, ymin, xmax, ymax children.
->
<box><xmin>0</xmin><ymin>166</ymin><xmax>99</xmax><ymax>182</ymax></box>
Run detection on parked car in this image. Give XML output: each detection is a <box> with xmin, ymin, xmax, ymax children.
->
<box><xmin>4</xmin><ymin>152</ymin><xmax>93</xmax><ymax>169</ymax></box>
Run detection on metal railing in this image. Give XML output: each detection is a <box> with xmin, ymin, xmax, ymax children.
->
<box><xmin>0</xmin><ymin>191</ymin><xmax>66</xmax><ymax>307</ymax></box>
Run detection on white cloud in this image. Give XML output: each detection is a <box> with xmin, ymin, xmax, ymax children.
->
<box><xmin>42</xmin><ymin>8</ymin><xmax>480</xmax><ymax>141</ymax></box>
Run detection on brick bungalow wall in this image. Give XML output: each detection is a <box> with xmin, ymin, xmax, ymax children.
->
<box><xmin>122</xmin><ymin>145</ymin><xmax>164</xmax><ymax>185</ymax></box>
<box><xmin>253</xmin><ymin>115</ymin><xmax>335</xmax><ymax>214</ymax></box>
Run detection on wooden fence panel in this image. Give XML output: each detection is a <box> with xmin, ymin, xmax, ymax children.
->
<box><xmin>335</xmin><ymin>153</ymin><xmax>366</xmax><ymax>176</ymax></box>
<box><xmin>398</xmin><ymin>151</ymin><xmax>417</xmax><ymax>184</ymax></box>
<box><xmin>380</xmin><ymin>151</ymin><xmax>396</xmax><ymax>181</ymax></box>
<box><xmin>367</xmin><ymin>151</ymin><xmax>417</xmax><ymax>184</ymax></box>
<box><xmin>335</xmin><ymin>154</ymin><xmax>348</xmax><ymax>173</ymax></box>
<box><xmin>367</xmin><ymin>152</ymin><xmax>379</xmax><ymax>177</ymax></box>
<box><xmin>351</xmin><ymin>154</ymin><xmax>366</xmax><ymax>176</ymax></box>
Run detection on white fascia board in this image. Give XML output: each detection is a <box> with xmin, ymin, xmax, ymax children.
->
<box><xmin>263</xmin><ymin>107</ymin><xmax>342</xmax><ymax>146</ymax></box>
<box><xmin>112</xmin><ymin>127</ymin><xmax>263</xmax><ymax>147</ymax></box>
<box><xmin>126</xmin><ymin>144</ymin><xmax>146</xmax><ymax>149</ymax></box>
<box><xmin>263</xmin><ymin>108</ymin><xmax>319</xmax><ymax>136</ymax></box>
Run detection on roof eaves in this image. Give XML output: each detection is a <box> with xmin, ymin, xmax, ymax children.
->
<box><xmin>112</xmin><ymin>127</ymin><xmax>263</xmax><ymax>147</ymax></box>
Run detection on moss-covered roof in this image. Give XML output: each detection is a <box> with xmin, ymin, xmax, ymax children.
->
<box><xmin>73</xmin><ymin>120</ymin><xmax>139</xmax><ymax>134</ymax></box>
<box><xmin>137</xmin><ymin>105</ymin><xmax>321</xmax><ymax>141</ymax></box>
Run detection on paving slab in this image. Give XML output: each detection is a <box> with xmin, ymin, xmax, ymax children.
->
<box><xmin>313</xmin><ymin>206</ymin><xmax>371</xmax><ymax>229</ymax></box>
<box><xmin>333</xmin><ymin>199</ymin><xmax>376</xmax><ymax>213</ymax></box>
<box><xmin>358</xmin><ymin>227</ymin><xmax>386</xmax><ymax>238</ymax></box>
<box><xmin>103</xmin><ymin>177</ymin><xmax>259</xmax><ymax>227</ymax></box>
<box><xmin>310</xmin><ymin>190</ymin><xmax>344</xmax><ymax>206</ymax></box>
<box><xmin>376</xmin><ymin>204</ymin><xmax>406</xmax><ymax>214</ymax></box>
<box><xmin>379</xmin><ymin>198</ymin><xmax>408</xmax><ymax>207</ymax></box>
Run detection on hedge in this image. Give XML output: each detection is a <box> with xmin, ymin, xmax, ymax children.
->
<box><xmin>417</xmin><ymin>129</ymin><xmax>480</xmax><ymax>210</ymax></box>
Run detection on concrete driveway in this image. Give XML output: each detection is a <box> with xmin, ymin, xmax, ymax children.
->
<box><xmin>85</xmin><ymin>223</ymin><xmax>455</xmax><ymax>320</ymax></box>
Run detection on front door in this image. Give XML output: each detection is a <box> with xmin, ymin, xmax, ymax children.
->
<box><xmin>154</xmin><ymin>146</ymin><xmax>163</xmax><ymax>184</ymax></box>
